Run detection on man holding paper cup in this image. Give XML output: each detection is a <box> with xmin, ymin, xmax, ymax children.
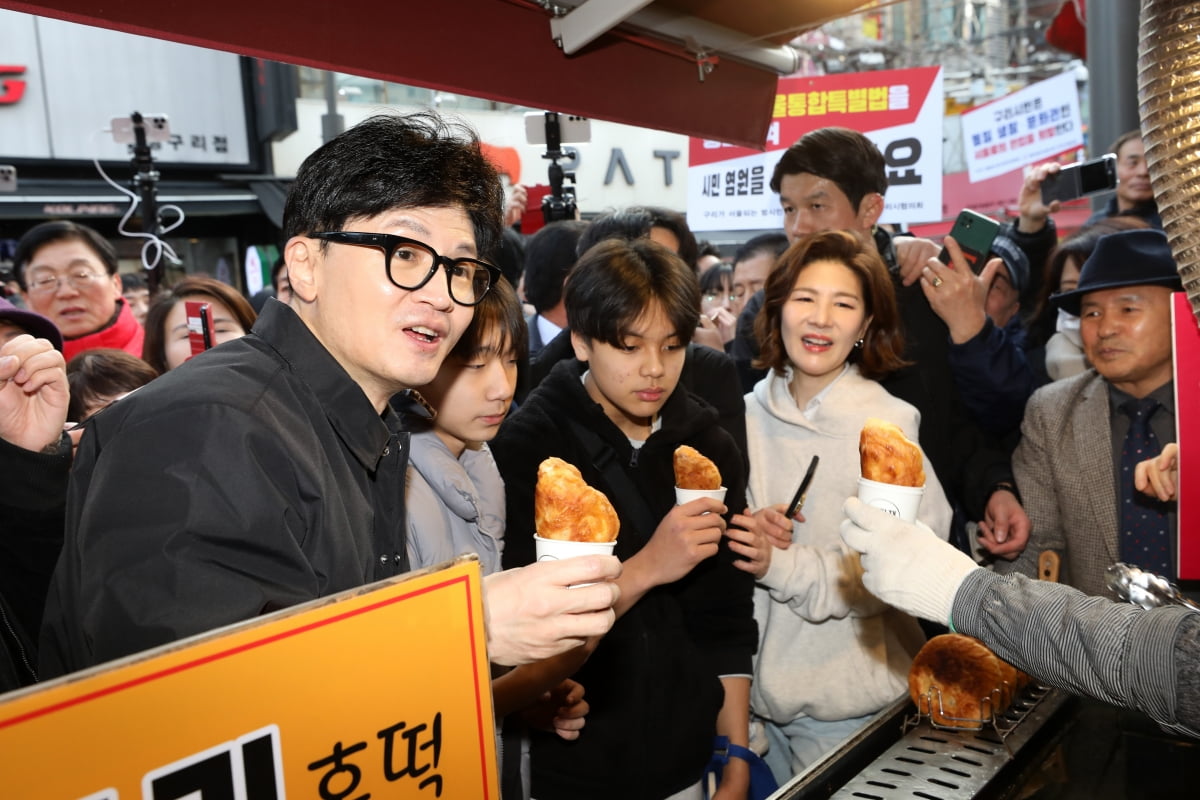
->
<box><xmin>493</xmin><ymin>238</ymin><xmax>761</xmax><ymax>800</ymax></box>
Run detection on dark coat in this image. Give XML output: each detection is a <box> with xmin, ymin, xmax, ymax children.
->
<box><xmin>40</xmin><ymin>301</ymin><xmax>411</xmax><ymax>677</ymax></box>
<box><xmin>0</xmin><ymin>433</ymin><xmax>70</xmax><ymax>693</ymax></box>
<box><xmin>493</xmin><ymin>358</ymin><xmax>756</xmax><ymax>800</ymax></box>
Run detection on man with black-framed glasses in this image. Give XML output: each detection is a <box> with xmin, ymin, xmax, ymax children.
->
<box><xmin>41</xmin><ymin>113</ymin><xmax>620</xmax><ymax>679</ymax></box>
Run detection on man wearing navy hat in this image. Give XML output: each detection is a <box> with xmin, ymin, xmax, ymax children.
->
<box><xmin>995</xmin><ymin>228</ymin><xmax>1183</xmax><ymax>597</ymax></box>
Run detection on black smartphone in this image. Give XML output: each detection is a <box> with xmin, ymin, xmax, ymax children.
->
<box><xmin>938</xmin><ymin>209</ymin><xmax>1001</xmax><ymax>272</ymax></box>
<box><xmin>1040</xmin><ymin>153</ymin><xmax>1118</xmax><ymax>205</ymax></box>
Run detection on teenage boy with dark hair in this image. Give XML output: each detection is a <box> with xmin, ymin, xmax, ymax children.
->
<box><xmin>40</xmin><ymin>112</ymin><xmax>621</xmax><ymax>678</ymax></box>
<box><xmin>737</xmin><ymin>126</ymin><xmax>1029</xmax><ymax>556</ymax></box>
<box><xmin>493</xmin><ymin>237</ymin><xmax>761</xmax><ymax>800</ymax></box>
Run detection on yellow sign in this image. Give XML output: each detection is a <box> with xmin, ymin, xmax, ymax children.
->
<box><xmin>0</xmin><ymin>557</ymin><xmax>497</xmax><ymax>799</ymax></box>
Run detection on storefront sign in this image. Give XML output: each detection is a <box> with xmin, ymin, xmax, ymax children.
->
<box><xmin>0</xmin><ymin>10</ymin><xmax>251</xmax><ymax>166</ymax></box>
<box><xmin>686</xmin><ymin>66</ymin><xmax>944</xmax><ymax>231</ymax></box>
<box><xmin>960</xmin><ymin>71</ymin><xmax>1083</xmax><ymax>184</ymax></box>
<box><xmin>0</xmin><ymin>557</ymin><xmax>498</xmax><ymax>798</ymax></box>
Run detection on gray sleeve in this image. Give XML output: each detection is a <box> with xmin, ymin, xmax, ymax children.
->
<box><xmin>953</xmin><ymin>569</ymin><xmax>1200</xmax><ymax>738</ymax></box>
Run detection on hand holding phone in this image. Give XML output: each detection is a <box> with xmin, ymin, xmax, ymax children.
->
<box><xmin>185</xmin><ymin>301</ymin><xmax>213</xmax><ymax>358</ymax></box>
<box><xmin>937</xmin><ymin>210</ymin><xmax>1001</xmax><ymax>273</ymax></box>
<box><xmin>1040</xmin><ymin>153</ymin><xmax>1118</xmax><ymax>205</ymax></box>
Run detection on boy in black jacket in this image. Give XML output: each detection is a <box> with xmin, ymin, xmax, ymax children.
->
<box><xmin>493</xmin><ymin>238</ymin><xmax>761</xmax><ymax>800</ymax></box>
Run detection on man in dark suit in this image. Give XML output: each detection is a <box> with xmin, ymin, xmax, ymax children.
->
<box><xmin>997</xmin><ymin>229</ymin><xmax>1183</xmax><ymax>597</ymax></box>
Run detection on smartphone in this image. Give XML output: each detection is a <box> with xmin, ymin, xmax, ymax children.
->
<box><xmin>111</xmin><ymin>114</ymin><xmax>171</xmax><ymax>144</ymax></box>
<box><xmin>524</xmin><ymin>112</ymin><xmax>591</xmax><ymax>146</ymax></box>
<box><xmin>1040</xmin><ymin>153</ymin><xmax>1118</xmax><ymax>205</ymax></box>
<box><xmin>938</xmin><ymin>209</ymin><xmax>1001</xmax><ymax>272</ymax></box>
<box><xmin>185</xmin><ymin>301</ymin><xmax>213</xmax><ymax>357</ymax></box>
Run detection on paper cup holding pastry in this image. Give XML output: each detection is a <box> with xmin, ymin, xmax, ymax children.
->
<box><xmin>857</xmin><ymin>418</ymin><xmax>925</xmax><ymax>522</ymax></box>
<box><xmin>534</xmin><ymin>457</ymin><xmax>620</xmax><ymax>574</ymax></box>
<box><xmin>673</xmin><ymin>445</ymin><xmax>727</xmax><ymax>507</ymax></box>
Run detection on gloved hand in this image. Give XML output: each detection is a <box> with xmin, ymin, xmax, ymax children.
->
<box><xmin>839</xmin><ymin>497</ymin><xmax>979</xmax><ymax>626</ymax></box>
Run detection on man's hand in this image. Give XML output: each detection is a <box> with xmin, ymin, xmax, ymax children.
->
<box><xmin>894</xmin><ymin>236</ymin><xmax>941</xmax><ymax>286</ymax></box>
<box><xmin>919</xmin><ymin>237</ymin><xmax>998</xmax><ymax>344</ymax></box>
<box><xmin>725</xmin><ymin>508</ymin><xmax>771</xmax><ymax>579</ymax></box>
<box><xmin>482</xmin><ymin>556</ymin><xmax>621</xmax><ymax>667</ymax></box>
<box><xmin>1016</xmin><ymin>162</ymin><xmax>1062</xmax><ymax>234</ymax></box>
<box><xmin>520</xmin><ymin>679</ymin><xmax>590</xmax><ymax>741</ymax></box>
<box><xmin>839</xmin><ymin>497</ymin><xmax>978</xmax><ymax>624</ymax></box>
<box><xmin>637</xmin><ymin>497</ymin><xmax>726</xmax><ymax>586</ymax></box>
<box><xmin>0</xmin><ymin>334</ymin><xmax>69</xmax><ymax>452</ymax></box>
<box><xmin>976</xmin><ymin>489</ymin><xmax>1031</xmax><ymax>560</ymax></box>
<box><xmin>1135</xmin><ymin>442</ymin><xmax>1179</xmax><ymax>502</ymax></box>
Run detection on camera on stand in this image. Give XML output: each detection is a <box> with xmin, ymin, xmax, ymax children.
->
<box><xmin>525</xmin><ymin>111</ymin><xmax>590</xmax><ymax>224</ymax></box>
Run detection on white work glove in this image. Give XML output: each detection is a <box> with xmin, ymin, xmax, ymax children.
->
<box><xmin>839</xmin><ymin>497</ymin><xmax>979</xmax><ymax>626</ymax></box>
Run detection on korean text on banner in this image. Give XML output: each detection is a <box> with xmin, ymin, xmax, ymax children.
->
<box><xmin>0</xmin><ymin>557</ymin><xmax>498</xmax><ymax>799</ymax></box>
<box><xmin>960</xmin><ymin>71</ymin><xmax>1084</xmax><ymax>184</ymax></box>
<box><xmin>687</xmin><ymin>67</ymin><xmax>944</xmax><ymax>232</ymax></box>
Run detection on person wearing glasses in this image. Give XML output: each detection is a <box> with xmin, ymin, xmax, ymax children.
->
<box><xmin>13</xmin><ymin>221</ymin><xmax>144</xmax><ymax>362</ymax></box>
<box><xmin>40</xmin><ymin>113</ymin><xmax>621</xmax><ymax>679</ymax></box>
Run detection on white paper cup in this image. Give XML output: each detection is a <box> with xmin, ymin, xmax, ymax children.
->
<box><xmin>675</xmin><ymin>485</ymin><xmax>728</xmax><ymax>506</ymax></box>
<box><xmin>857</xmin><ymin>477</ymin><xmax>924</xmax><ymax>523</ymax></box>
<box><xmin>534</xmin><ymin>535</ymin><xmax>618</xmax><ymax>562</ymax></box>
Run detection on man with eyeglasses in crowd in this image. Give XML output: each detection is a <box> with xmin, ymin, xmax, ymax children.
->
<box><xmin>40</xmin><ymin>113</ymin><xmax>621</xmax><ymax>678</ymax></box>
<box><xmin>14</xmin><ymin>221</ymin><xmax>144</xmax><ymax>361</ymax></box>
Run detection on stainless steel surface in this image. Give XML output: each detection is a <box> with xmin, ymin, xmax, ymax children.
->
<box><xmin>825</xmin><ymin>687</ymin><xmax>1068</xmax><ymax>800</ymax></box>
<box><xmin>1105</xmin><ymin>563</ymin><xmax>1200</xmax><ymax>612</ymax></box>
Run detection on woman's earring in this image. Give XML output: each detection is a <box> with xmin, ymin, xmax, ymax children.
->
<box><xmin>854</xmin><ymin>338</ymin><xmax>865</xmax><ymax>349</ymax></box>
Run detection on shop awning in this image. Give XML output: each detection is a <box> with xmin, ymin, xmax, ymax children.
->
<box><xmin>0</xmin><ymin>179</ymin><xmax>263</xmax><ymax>220</ymax></box>
<box><xmin>1</xmin><ymin>0</ymin><xmax>874</xmax><ymax>149</ymax></box>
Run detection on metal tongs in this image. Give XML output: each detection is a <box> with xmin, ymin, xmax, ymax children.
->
<box><xmin>1105</xmin><ymin>563</ymin><xmax>1200</xmax><ymax>613</ymax></box>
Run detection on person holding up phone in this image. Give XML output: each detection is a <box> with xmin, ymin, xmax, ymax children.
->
<box><xmin>921</xmin><ymin>225</ymin><xmax>1039</xmax><ymax>443</ymax></box>
<box><xmin>140</xmin><ymin>275</ymin><xmax>258</xmax><ymax>373</ymax></box>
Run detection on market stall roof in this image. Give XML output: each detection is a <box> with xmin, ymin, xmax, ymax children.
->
<box><xmin>1</xmin><ymin>0</ymin><xmax>873</xmax><ymax>149</ymax></box>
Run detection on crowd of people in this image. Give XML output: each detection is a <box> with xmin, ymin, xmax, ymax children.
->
<box><xmin>0</xmin><ymin>111</ymin><xmax>1193</xmax><ymax>799</ymax></box>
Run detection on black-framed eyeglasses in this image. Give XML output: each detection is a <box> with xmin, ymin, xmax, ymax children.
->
<box><xmin>309</xmin><ymin>231</ymin><xmax>500</xmax><ymax>307</ymax></box>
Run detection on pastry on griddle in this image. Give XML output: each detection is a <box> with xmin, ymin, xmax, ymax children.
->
<box><xmin>859</xmin><ymin>418</ymin><xmax>925</xmax><ymax>487</ymax></box>
<box><xmin>909</xmin><ymin>634</ymin><xmax>1010</xmax><ymax>727</ymax></box>
<box><xmin>674</xmin><ymin>445</ymin><xmax>722</xmax><ymax>490</ymax></box>
<box><xmin>535</xmin><ymin>457</ymin><xmax>619</xmax><ymax>543</ymax></box>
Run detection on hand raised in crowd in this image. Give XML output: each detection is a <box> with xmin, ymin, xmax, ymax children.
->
<box><xmin>725</xmin><ymin>508</ymin><xmax>772</xmax><ymax>579</ymax></box>
<box><xmin>1136</xmin><ymin>442</ymin><xmax>1179</xmax><ymax>502</ymax></box>
<box><xmin>893</xmin><ymin>236</ymin><xmax>941</xmax><ymax>286</ymax></box>
<box><xmin>0</xmin><ymin>333</ymin><xmax>69</xmax><ymax>453</ymax></box>
<box><xmin>708</xmin><ymin>306</ymin><xmax>739</xmax><ymax>344</ymax></box>
<box><xmin>1016</xmin><ymin>161</ymin><xmax>1063</xmax><ymax>233</ymax></box>
<box><xmin>482</xmin><ymin>555</ymin><xmax>621</xmax><ymax>666</ymax></box>
<box><xmin>520</xmin><ymin>678</ymin><xmax>590</xmax><ymax>741</ymax></box>
<box><xmin>920</xmin><ymin>236</ymin><xmax>1001</xmax><ymax>344</ymax></box>
<box><xmin>691</xmin><ymin>317</ymin><xmax>728</xmax><ymax>353</ymax></box>
<box><xmin>976</xmin><ymin>488</ymin><xmax>1031</xmax><ymax>560</ymax></box>
<box><xmin>504</xmin><ymin>184</ymin><xmax>529</xmax><ymax>228</ymax></box>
